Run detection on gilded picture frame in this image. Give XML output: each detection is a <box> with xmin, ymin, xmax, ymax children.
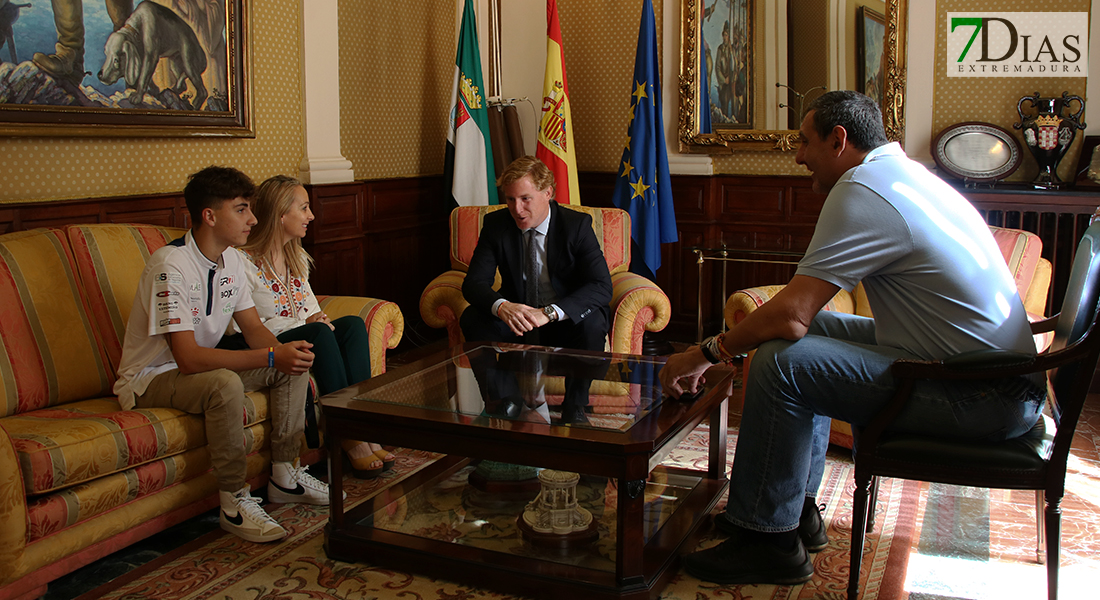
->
<box><xmin>679</xmin><ymin>0</ymin><xmax>907</xmax><ymax>153</ymax></box>
<box><xmin>0</xmin><ymin>0</ymin><xmax>253</xmax><ymax>137</ymax></box>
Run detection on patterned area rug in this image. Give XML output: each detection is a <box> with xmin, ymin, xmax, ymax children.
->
<box><xmin>76</xmin><ymin>426</ymin><xmax>920</xmax><ymax>600</ymax></box>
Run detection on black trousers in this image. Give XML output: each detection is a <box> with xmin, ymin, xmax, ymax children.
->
<box><xmin>459</xmin><ymin>305</ymin><xmax>608</xmax><ymax>351</ymax></box>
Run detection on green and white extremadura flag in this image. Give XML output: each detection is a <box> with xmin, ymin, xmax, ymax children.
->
<box><xmin>444</xmin><ymin>0</ymin><xmax>498</xmax><ymax>207</ymax></box>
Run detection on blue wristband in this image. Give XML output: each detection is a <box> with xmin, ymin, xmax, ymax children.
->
<box><xmin>268</xmin><ymin>347</ymin><xmax>274</xmax><ymax>368</ymax></box>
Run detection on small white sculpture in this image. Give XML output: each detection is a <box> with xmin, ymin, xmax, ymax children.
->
<box><xmin>521</xmin><ymin>470</ymin><xmax>592</xmax><ymax>535</ymax></box>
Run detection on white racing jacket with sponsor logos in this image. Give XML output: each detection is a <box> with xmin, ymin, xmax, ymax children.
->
<box><xmin>113</xmin><ymin>231</ymin><xmax>254</xmax><ymax>410</ymax></box>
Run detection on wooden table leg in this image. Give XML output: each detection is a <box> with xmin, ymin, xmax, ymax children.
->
<box><xmin>708</xmin><ymin>397</ymin><xmax>728</xmax><ymax>480</ymax></box>
<box><xmin>328</xmin><ymin>429</ymin><xmax>344</xmax><ymax>528</ymax></box>
<box><xmin>616</xmin><ymin>477</ymin><xmax>647</xmax><ymax>588</ymax></box>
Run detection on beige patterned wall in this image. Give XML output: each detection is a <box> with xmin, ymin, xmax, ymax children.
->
<box><xmin>933</xmin><ymin>0</ymin><xmax>1089</xmax><ymax>183</ymax></box>
<box><xmin>559</xmin><ymin>0</ymin><xmax>802</xmax><ymax>176</ymax></box>
<box><xmin>0</xmin><ymin>1</ymin><xmax>304</xmax><ymax>204</ymax></box>
<box><xmin>339</xmin><ymin>0</ymin><xmax>455</xmax><ymax>180</ymax></box>
<box><xmin>560</xmin><ymin>0</ymin><xmax>664</xmax><ymax>173</ymax></box>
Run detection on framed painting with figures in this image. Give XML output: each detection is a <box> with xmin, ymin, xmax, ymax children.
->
<box><xmin>0</xmin><ymin>0</ymin><xmax>251</xmax><ymax>137</ymax></box>
<box><xmin>857</xmin><ymin>6</ymin><xmax>886</xmax><ymax>107</ymax></box>
<box><xmin>698</xmin><ymin>0</ymin><xmax>753</xmax><ymax>130</ymax></box>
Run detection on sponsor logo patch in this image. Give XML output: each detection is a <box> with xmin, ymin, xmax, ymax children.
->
<box><xmin>154</xmin><ymin>272</ymin><xmax>183</xmax><ymax>284</ymax></box>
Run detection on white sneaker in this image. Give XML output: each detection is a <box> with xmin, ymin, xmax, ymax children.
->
<box><xmin>219</xmin><ymin>487</ymin><xmax>287</xmax><ymax>543</ymax></box>
<box><xmin>268</xmin><ymin>458</ymin><xmax>341</xmax><ymax>505</ymax></box>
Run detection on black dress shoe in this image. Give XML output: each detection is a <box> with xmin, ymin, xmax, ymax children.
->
<box><xmin>682</xmin><ymin>533</ymin><xmax>813</xmax><ymax>585</ymax></box>
<box><xmin>713</xmin><ymin>497</ymin><xmax>829</xmax><ymax>552</ymax></box>
<box><xmin>798</xmin><ymin>498</ymin><xmax>829</xmax><ymax>552</ymax></box>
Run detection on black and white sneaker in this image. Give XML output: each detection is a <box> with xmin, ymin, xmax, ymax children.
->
<box><xmin>268</xmin><ymin>458</ymin><xmax>336</xmax><ymax>505</ymax></box>
<box><xmin>219</xmin><ymin>487</ymin><xmax>287</xmax><ymax>543</ymax></box>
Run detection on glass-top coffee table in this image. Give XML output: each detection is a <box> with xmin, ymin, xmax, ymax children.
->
<box><xmin>321</xmin><ymin>343</ymin><xmax>734</xmax><ymax>600</ymax></box>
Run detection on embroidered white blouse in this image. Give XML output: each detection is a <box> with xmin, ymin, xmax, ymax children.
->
<box><xmin>236</xmin><ymin>248</ymin><xmax>321</xmax><ymax>336</ymax></box>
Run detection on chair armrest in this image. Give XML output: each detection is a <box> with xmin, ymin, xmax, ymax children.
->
<box><xmin>609</xmin><ymin>272</ymin><xmax>670</xmax><ymax>355</ymax></box>
<box><xmin>1024</xmin><ymin>257</ymin><xmax>1052</xmax><ymax>316</ymax></box>
<box><xmin>724</xmin><ymin>286</ymin><xmax>856</xmax><ymax>330</ymax></box>
<box><xmin>1031</xmin><ymin>313</ymin><xmax>1059</xmax><ymax>334</ymax></box>
<box><xmin>317</xmin><ymin>296</ymin><xmax>404</xmax><ymax>377</ymax></box>
<box><xmin>419</xmin><ymin>270</ymin><xmax>469</xmax><ymax>330</ymax></box>
<box><xmin>0</xmin><ymin>423</ymin><xmax>28</xmax><ymax>584</ymax></box>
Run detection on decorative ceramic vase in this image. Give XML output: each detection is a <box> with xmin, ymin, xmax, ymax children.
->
<box><xmin>1014</xmin><ymin>91</ymin><xmax>1086</xmax><ymax>190</ymax></box>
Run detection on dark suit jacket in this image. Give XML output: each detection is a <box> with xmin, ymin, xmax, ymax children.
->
<box><xmin>462</xmin><ymin>202</ymin><xmax>613</xmax><ymax>325</ymax></box>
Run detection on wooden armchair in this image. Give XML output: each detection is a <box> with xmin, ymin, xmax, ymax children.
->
<box><xmin>846</xmin><ymin>221</ymin><xmax>1100</xmax><ymax>600</ymax></box>
<box><xmin>419</xmin><ymin>205</ymin><xmax>671</xmax><ymax>355</ymax></box>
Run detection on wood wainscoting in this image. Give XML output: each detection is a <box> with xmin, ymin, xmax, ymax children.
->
<box><xmin>580</xmin><ymin>172</ymin><xmax>827</xmax><ymax>341</ymax></box>
<box><xmin>4</xmin><ymin>176</ymin><xmax>1096</xmax><ymax>353</ymax></box>
<box><xmin>0</xmin><ymin>176</ymin><xmax>452</xmax><ymax>352</ymax></box>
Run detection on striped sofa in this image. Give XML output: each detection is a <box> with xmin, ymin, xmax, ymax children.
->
<box><xmin>419</xmin><ymin>205</ymin><xmax>671</xmax><ymax>355</ymax></box>
<box><xmin>0</xmin><ymin>224</ymin><xmax>404</xmax><ymax>600</ymax></box>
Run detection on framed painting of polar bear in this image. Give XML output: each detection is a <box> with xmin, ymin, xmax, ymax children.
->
<box><xmin>0</xmin><ymin>0</ymin><xmax>251</xmax><ymax>137</ymax></box>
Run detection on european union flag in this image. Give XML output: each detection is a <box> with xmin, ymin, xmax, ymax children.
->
<box><xmin>610</xmin><ymin>0</ymin><xmax>678</xmax><ymax>282</ymax></box>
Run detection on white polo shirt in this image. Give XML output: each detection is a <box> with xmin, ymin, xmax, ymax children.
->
<box><xmin>113</xmin><ymin>231</ymin><xmax>254</xmax><ymax>409</ymax></box>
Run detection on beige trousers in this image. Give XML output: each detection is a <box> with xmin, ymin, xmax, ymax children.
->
<box><xmin>137</xmin><ymin>367</ymin><xmax>309</xmax><ymax>492</ymax></box>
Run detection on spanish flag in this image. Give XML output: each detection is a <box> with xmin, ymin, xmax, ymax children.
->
<box><xmin>536</xmin><ymin>0</ymin><xmax>580</xmax><ymax>206</ymax></box>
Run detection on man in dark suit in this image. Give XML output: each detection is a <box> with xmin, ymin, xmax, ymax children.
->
<box><xmin>460</xmin><ymin>156</ymin><xmax>613</xmax><ymax>351</ymax></box>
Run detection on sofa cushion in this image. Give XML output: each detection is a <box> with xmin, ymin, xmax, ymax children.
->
<box><xmin>7</xmin><ymin>391</ymin><xmax>270</xmax><ymax>495</ymax></box>
<box><xmin>24</xmin><ymin>432</ymin><xmax>272</xmax><ymax>544</ymax></box>
<box><xmin>448</xmin><ymin>205</ymin><xmax>632</xmax><ymax>274</ymax></box>
<box><xmin>0</xmin><ymin>229</ymin><xmax>115</xmax><ymax>418</ymax></box>
<box><xmin>66</xmin><ymin>224</ymin><xmax>188</xmax><ymax>375</ymax></box>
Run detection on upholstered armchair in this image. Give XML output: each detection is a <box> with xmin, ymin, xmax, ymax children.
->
<box><xmin>724</xmin><ymin>225</ymin><xmax>1052</xmax><ymax>448</ymax></box>
<box><xmin>420</xmin><ymin>205</ymin><xmax>671</xmax><ymax>355</ymax></box>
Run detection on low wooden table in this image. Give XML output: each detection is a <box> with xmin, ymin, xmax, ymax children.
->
<box><xmin>321</xmin><ymin>343</ymin><xmax>733</xmax><ymax>600</ymax></box>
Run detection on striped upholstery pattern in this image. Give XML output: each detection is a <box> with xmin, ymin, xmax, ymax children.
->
<box><xmin>989</xmin><ymin>225</ymin><xmax>1043</xmax><ymax>312</ymax></box>
<box><xmin>0</xmin><ymin>229</ymin><xmax>114</xmax><ymax>419</ymax></box>
<box><xmin>6</xmin><ymin>392</ymin><xmax>269</xmax><ymax>495</ymax></box>
<box><xmin>317</xmin><ymin>296</ymin><xmax>405</xmax><ymax>377</ymax></box>
<box><xmin>448</xmin><ymin>205</ymin><xmax>632</xmax><ymax>274</ymax></box>
<box><xmin>24</xmin><ymin>441</ymin><xmax>272</xmax><ymax>544</ymax></box>
<box><xmin>609</xmin><ymin>272</ymin><xmax>671</xmax><ymax>354</ymax></box>
<box><xmin>66</xmin><ymin>225</ymin><xmax>186</xmax><ymax>374</ymax></box>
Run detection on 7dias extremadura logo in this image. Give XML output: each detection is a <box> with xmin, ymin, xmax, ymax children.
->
<box><xmin>947</xmin><ymin>12</ymin><xmax>1088</xmax><ymax>77</ymax></box>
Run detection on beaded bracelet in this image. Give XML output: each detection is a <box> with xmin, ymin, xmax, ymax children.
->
<box><xmin>699</xmin><ymin>336</ymin><xmax>721</xmax><ymax>364</ymax></box>
<box><xmin>714</xmin><ymin>333</ymin><xmax>738</xmax><ymax>365</ymax></box>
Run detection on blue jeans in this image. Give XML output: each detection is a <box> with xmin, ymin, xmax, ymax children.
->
<box><xmin>724</xmin><ymin>311</ymin><xmax>1044</xmax><ymax>533</ymax></box>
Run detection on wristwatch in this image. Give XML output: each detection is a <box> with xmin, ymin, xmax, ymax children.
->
<box><xmin>542</xmin><ymin>305</ymin><xmax>559</xmax><ymax>322</ymax></box>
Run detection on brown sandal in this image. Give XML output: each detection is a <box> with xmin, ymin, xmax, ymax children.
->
<box><xmin>342</xmin><ymin>441</ymin><xmax>383</xmax><ymax>479</ymax></box>
<box><xmin>372</xmin><ymin>449</ymin><xmax>396</xmax><ymax>472</ymax></box>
